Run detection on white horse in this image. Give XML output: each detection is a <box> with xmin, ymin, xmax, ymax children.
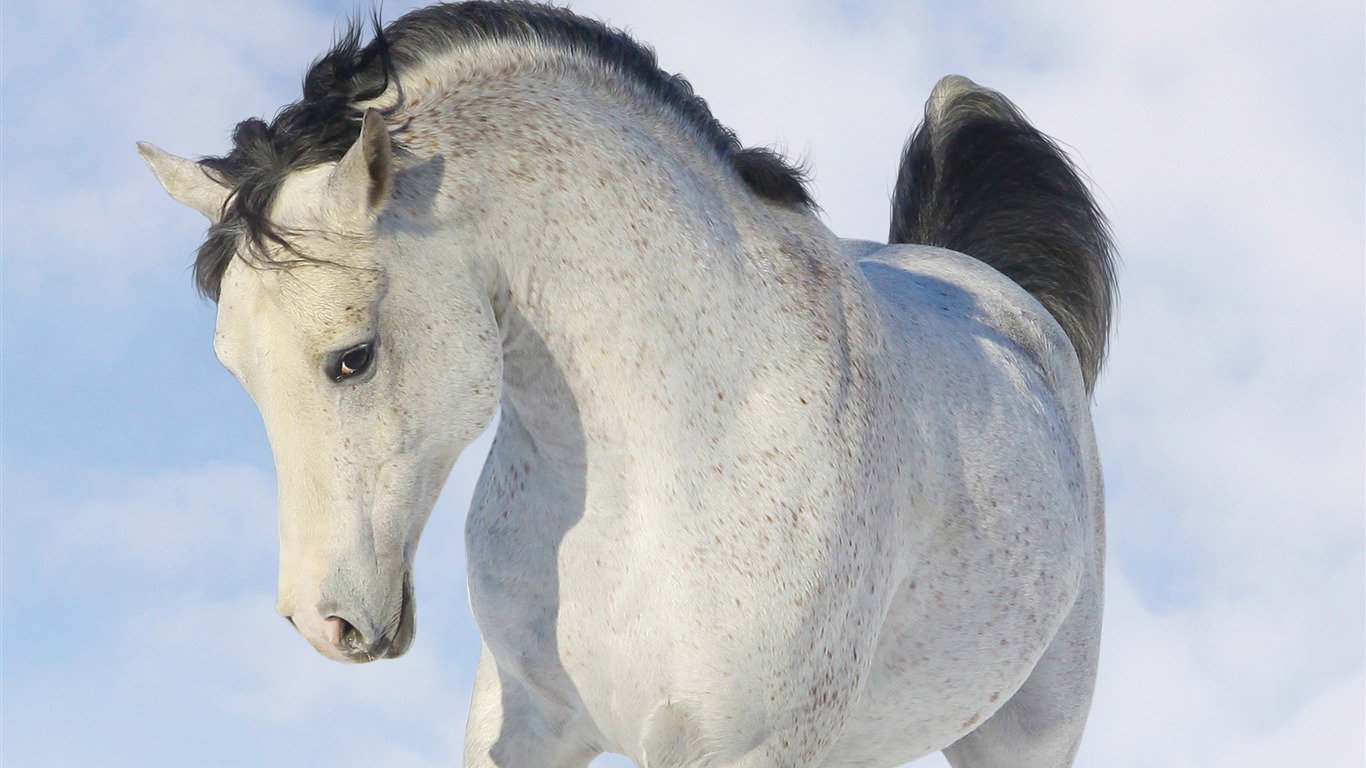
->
<box><xmin>139</xmin><ymin>3</ymin><xmax>1115</xmax><ymax>767</ymax></box>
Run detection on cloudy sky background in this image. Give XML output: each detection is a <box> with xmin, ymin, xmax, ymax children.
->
<box><xmin>4</xmin><ymin>0</ymin><xmax>1362</xmax><ymax>766</ymax></box>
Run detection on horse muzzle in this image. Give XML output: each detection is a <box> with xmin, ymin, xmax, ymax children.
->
<box><xmin>281</xmin><ymin>571</ymin><xmax>416</xmax><ymax>663</ymax></box>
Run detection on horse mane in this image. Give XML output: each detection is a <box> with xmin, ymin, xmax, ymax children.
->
<box><xmin>193</xmin><ymin>1</ymin><xmax>813</xmax><ymax>301</ymax></box>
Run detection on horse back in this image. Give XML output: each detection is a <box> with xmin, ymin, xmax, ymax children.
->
<box><xmin>851</xmin><ymin>238</ymin><xmax>1101</xmax><ymax>537</ymax></box>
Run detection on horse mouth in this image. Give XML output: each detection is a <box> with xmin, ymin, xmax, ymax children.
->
<box><xmin>338</xmin><ymin>570</ymin><xmax>416</xmax><ymax>663</ymax></box>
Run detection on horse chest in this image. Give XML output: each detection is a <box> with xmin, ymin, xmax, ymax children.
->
<box><xmin>466</xmin><ymin>439</ymin><xmax>904</xmax><ymax>755</ymax></box>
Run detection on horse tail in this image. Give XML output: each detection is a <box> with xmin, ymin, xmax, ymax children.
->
<box><xmin>889</xmin><ymin>75</ymin><xmax>1117</xmax><ymax>393</ymax></box>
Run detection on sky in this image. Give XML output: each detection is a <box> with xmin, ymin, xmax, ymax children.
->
<box><xmin>2</xmin><ymin>0</ymin><xmax>1362</xmax><ymax>766</ymax></box>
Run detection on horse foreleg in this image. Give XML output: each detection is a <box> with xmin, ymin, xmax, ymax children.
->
<box><xmin>463</xmin><ymin>645</ymin><xmax>600</xmax><ymax>768</ymax></box>
<box><xmin>942</xmin><ymin>576</ymin><xmax>1102</xmax><ymax>768</ymax></box>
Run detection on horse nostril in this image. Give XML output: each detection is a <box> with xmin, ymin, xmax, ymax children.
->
<box><xmin>333</xmin><ymin>616</ymin><xmax>363</xmax><ymax>650</ymax></box>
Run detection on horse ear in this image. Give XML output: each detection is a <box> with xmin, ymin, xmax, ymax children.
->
<box><xmin>137</xmin><ymin>142</ymin><xmax>231</xmax><ymax>222</ymax></box>
<box><xmin>329</xmin><ymin>108</ymin><xmax>393</xmax><ymax>219</ymax></box>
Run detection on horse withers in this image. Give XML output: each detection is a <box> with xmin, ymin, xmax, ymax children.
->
<box><xmin>140</xmin><ymin>3</ymin><xmax>1115</xmax><ymax>767</ymax></box>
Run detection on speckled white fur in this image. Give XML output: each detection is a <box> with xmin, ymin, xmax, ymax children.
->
<box><xmin>141</xmin><ymin>37</ymin><xmax>1103</xmax><ymax>768</ymax></box>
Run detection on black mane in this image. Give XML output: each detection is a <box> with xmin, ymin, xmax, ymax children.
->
<box><xmin>194</xmin><ymin>1</ymin><xmax>813</xmax><ymax>300</ymax></box>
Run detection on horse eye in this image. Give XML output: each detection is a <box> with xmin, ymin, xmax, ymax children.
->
<box><xmin>331</xmin><ymin>342</ymin><xmax>374</xmax><ymax>382</ymax></box>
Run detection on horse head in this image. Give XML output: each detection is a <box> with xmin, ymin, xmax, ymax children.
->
<box><xmin>140</xmin><ymin>110</ymin><xmax>501</xmax><ymax>663</ymax></box>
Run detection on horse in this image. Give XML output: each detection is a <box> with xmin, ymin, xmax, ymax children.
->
<box><xmin>139</xmin><ymin>3</ymin><xmax>1115</xmax><ymax>766</ymax></box>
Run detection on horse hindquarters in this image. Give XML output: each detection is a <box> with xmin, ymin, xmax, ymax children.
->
<box><xmin>886</xmin><ymin>75</ymin><xmax>1113</xmax><ymax>768</ymax></box>
<box><xmin>942</xmin><ymin>570</ymin><xmax>1102</xmax><ymax>768</ymax></box>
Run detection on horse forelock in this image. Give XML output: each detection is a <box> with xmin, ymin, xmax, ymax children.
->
<box><xmin>191</xmin><ymin>1</ymin><xmax>813</xmax><ymax>302</ymax></box>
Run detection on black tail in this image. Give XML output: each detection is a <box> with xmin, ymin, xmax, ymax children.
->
<box><xmin>890</xmin><ymin>76</ymin><xmax>1117</xmax><ymax>393</ymax></box>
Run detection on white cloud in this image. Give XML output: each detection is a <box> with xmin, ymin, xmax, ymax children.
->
<box><xmin>4</xmin><ymin>450</ymin><xmax>488</xmax><ymax>767</ymax></box>
<box><xmin>25</xmin><ymin>464</ymin><xmax>274</xmax><ymax>577</ymax></box>
<box><xmin>4</xmin><ymin>0</ymin><xmax>338</xmax><ymax>303</ymax></box>
<box><xmin>1079</xmin><ymin>569</ymin><xmax>1365</xmax><ymax>768</ymax></box>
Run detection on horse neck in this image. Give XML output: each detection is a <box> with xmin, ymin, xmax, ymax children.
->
<box><xmin>483</xmin><ymin>136</ymin><xmax>798</xmax><ymax>474</ymax></box>
<box><xmin>395</xmin><ymin>60</ymin><xmax>857</xmax><ymax>482</ymax></box>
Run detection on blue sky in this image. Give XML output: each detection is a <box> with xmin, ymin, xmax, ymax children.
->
<box><xmin>4</xmin><ymin>0</ymin><xmax>1363</xmax><ymax>766</ymax></box>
